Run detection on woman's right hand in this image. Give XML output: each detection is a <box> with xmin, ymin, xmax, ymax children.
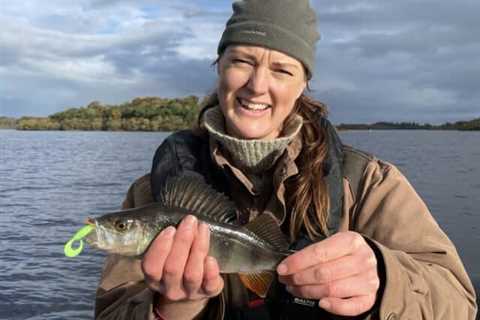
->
<box><xmin>141</xmin><ymin>215</ymin><xmax>224</xmax><ymax>318</ymax></box>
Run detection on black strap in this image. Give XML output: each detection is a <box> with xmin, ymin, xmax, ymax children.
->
<box><xmin>342</xmin><ymin>145</ymin><xmax>375</xmax><ymax>200</ymax></box>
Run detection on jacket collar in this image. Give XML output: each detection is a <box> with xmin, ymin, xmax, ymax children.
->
<box><xmin>320</xmin><ymin>117</ymin><xmax>344</xmax><ymax>237</ymax></box>
<box><xmin>209</xmin><ymin>116</ymin><xmax>344</xmax><ymax>237</ymax></box>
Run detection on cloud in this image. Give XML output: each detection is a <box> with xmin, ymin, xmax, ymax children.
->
<box><xmin>310</xmin><ymin>0</ymin><xmax>480</xmax><ymax>123</ymax></box>
<box><xmin>1</xmin><ymin>0</ymin><xmax>479</xmax><ymax>123</ymax></box>
<box><xmin>0</xmin><ymin>1</ymin><xmax>225</xmax><ymax>117</ymax></box>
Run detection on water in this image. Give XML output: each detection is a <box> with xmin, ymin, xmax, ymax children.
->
<box><xmin>0</xmin><ymin>130</ymin><xmax>168</xmax><ymax>320</ymax></box>
<box><xmin>0</xmin><ymin>129</ymin><xmax>478</xmax><ymax>319</ymax></box>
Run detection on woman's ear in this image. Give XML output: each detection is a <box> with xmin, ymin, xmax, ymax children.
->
<box><xmin>297</xmin><ymin>81</ymin><xmax>307</xmax><ymax>99</ymax></box>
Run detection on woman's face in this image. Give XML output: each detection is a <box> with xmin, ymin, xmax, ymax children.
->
<box><xmin>217</xmin><ymin>45</ymin><xmax>307</xmax><ymax>140</ymax></box>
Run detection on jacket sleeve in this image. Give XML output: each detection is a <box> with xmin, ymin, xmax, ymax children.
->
<box><xmin>95</xmin><ymin>174</ymin><xmax>157</xmax><ymax>320</ymax></box>
<box><xmin>352</xmin><ymin>159</ymin><xmax>477</xmax><ymax>319</ymax></box>
<box><xmin>95</xmin><ymin>135</ymin><xmax>226</xmax><ymax>320</ymax></box>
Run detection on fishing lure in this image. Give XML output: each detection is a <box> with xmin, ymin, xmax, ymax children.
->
<box><xmin>64</xmin><ymin>224</ymin><xmax>94</xmax><ymax>257</ymax></box>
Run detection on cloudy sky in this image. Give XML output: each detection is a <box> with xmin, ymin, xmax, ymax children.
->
<box><xmin>1</xmin><ymin>0</ymin><xmax>479</xmax><ymax>124</ymax></box>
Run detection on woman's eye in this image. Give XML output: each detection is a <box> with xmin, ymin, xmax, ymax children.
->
<box><xmin>232</xmin><ymin>58</ymin><xmax>252</xmax><ymax>65</ymax></box>
<box><xmin>276</xmin><ymin>69</ymin><xmax>293</xmax><ymax>76</ymax></box>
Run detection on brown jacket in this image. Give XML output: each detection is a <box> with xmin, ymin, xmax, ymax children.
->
<box><xmin>95</xmin><ymin>138</ymin><xmax>477</xmax><ymax>320</ymax></box>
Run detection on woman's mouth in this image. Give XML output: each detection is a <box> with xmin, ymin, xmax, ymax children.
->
<box><xmin>236</xmin><ymin>98</ymin><xmax>271</xmax><ymax>112</ymax></box>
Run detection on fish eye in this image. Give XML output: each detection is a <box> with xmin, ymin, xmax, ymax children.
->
<box><xmin>114</xmin><ymin>220</ymin><xmax>131</xmax><ymax>232</ymax></box>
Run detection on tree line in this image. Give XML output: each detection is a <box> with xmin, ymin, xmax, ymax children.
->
<box><xmin>0</xmin><ymin>117</ymin><xmax>16</xmax><ymax>129</ymax></box>
<box><xmin>14</xmin><ymin>96</ymin><xmax>201</xmax><ymax>131</ymax></box>
<box><xmin>1</xmin><ymin>97</ymin><xmax>479</xmax><ymax>131</ymax></box>
<box><xmin>337</xmin><ymin>119</ymin><xmax>480</xmax><ymax>131</ymax></box>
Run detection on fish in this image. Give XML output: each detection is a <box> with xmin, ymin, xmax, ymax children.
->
<box><xmin>78</xmin><ymin>175</ymin><xmax>292</xmax><ymax>297</ymax></box>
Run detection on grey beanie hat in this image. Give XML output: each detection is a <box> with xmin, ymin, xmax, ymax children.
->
<box><xmin>217</xmin><ymin>0</ymin><xmax>320</xmax><ymax>79</ymax></box>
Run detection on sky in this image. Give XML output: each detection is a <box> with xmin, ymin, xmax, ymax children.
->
<box><xmin>1</xmin><ymin>0</ymin><xmax>479</xmax><ymax>124</ymax></box>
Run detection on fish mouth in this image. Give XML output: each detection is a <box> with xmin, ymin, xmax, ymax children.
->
<box><xmin>83</xmin><ymin>218</ymin><xmax>99</xmax><ymax>246</ymax></box>
<box><xmin>83</xmin><ymin>219</ymin><xmax>116</xmax><ymax>250</ymax></box>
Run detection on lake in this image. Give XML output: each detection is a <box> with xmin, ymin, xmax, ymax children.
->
<box><xmin>0</xmin><ymin>129</ymin><xmax>478</xmax><ymax>319</ymax></box>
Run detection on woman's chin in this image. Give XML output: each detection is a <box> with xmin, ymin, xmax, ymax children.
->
<box><xmin>225</xmin><ymin>116</ymin><xmax>277</xmax><ymax>140</ymax></box>
<box><xmin>232</xmin><ymin>127</ymin><xmax>275</xmax><ymax>140</ymax></box>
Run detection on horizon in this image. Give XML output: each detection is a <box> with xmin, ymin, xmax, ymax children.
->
<box><xmin>1</xmin><ymin>1</ymin><xmax>479</xmax><ymax>124</ymax></box>
<box><xmin>0</xmin><ymin>96</ymin><xmax>479</xmax><ymax>126</ymax></box>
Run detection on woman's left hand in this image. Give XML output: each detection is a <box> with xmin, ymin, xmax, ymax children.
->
<box><xmin>277</xmin><ymin>231</ymin><xmax>380</xmax><ymax>316</ymax></box>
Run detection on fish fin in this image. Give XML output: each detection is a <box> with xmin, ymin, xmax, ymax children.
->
<box><xmin>157</xmin><ymin>175</ymin><xmax>237</xmax><ymax>224</ymax></box>
<box><xmin>244</xmin><ymin>214</ymin><xmax>289</xmax><ymax>250</ymax></box>
<box><xmin>239</xmin><ymin>271</ymin><xmax>275</xmax><ymax>298</ymax></box>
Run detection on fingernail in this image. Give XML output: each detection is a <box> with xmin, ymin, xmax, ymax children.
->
<box><xmin>162</xmin><ymin>226</ymin><xmax>175</xmax><ymax>238</ymax></box>
<box><xmin>277</xmin><ymin>263</ymin><xmax>288</xmax><ymax>275</ymax></box>
<box><xmin>206</xmin><ymin>256</ymin><xmax>215</xmax><ymax>265</ymax></box>
<box><xmin>319</xmin><ymin>299</ymin><xmax>330</xmax><ymax>309</ymax></box>
<box><xmin>184</xmin><ymin>215</ymin><xmax>197</xmax><ymax>228</ymax></box>
<box><xmin>206</xmin><ymin>256</ymin><xmax>217</xmax><ymax>268</ymax></box>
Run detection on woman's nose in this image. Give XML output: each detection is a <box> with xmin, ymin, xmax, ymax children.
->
<box><xmin>246</xmin><ymin>67</ymin><xmax>269</xmax><ymax>94</ymax></box>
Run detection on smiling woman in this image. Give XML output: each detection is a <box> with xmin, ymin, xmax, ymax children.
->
<box><xmin>217</xmin><ymin>46</ymin><xmax>307</xmax><ymax>140</ymax></box>
<box><xmin>93</xmin><ymin>0</ymin><xmax>477</xmax><ymax>319</ymax></box>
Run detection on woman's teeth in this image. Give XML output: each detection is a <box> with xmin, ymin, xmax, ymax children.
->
<box><xmin>238</xmin><ymin>98</ymin><xmax>270</xmax><ymax>111</ymax></box>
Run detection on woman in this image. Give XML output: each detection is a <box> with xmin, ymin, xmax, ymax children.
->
<box><xmin>95</xmin><ymin>0</ymin><xmax>477</xmax><ymax>319</ymax></box>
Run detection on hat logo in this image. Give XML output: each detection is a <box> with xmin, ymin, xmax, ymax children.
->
<box><xmin>240</xmin><ymin>29</ymin><xmax>267</xmax><ymax>37</ymax></box>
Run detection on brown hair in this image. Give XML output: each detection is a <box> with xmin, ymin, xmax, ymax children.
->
<box><xmin>195</xmin><ymin>93</ymin><xmax>330</xmax><ymax>241</ymax></box>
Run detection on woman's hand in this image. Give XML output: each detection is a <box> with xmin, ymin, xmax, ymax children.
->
<box><xmin>277</xmin><ymin>231</ymin><xmax>380</xmax><ymax>316</ymax></box>
<box><xmin>141</xmin><ymin>215</ymin><xmax>224</xmax><ymax>318</ymax></box>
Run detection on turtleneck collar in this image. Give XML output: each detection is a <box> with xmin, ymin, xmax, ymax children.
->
<box><xmin>202</xmin><ymin>106</ymin><xmax>303</xmax><ymax>174</ymax></box>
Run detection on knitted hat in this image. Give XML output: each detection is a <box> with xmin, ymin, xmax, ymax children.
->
<box><xmin>217</xmin><ymin>0</ymin><xmax>319</xmax><ymax>79</ymax></box>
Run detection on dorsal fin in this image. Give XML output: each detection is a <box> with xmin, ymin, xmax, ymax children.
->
<box><xmin>244</xmin><ymin>214</ymin><xmax>289</xmax><ymax>250</ymax></box>
<box><xmin>157</xmin><ymin>175</ymin><xmax>237</xmax><ymax>224</ymax></box>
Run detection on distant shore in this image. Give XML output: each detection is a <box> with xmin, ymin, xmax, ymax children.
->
<box><xmin>337</xmin><ymin>121</ymin><xmax>480</xmax><ymax>131</ymax></box>
<box><xmin>1</xmin><ymin>97</ymin><xmax>479</xmax><ymax>131</ymax></box>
